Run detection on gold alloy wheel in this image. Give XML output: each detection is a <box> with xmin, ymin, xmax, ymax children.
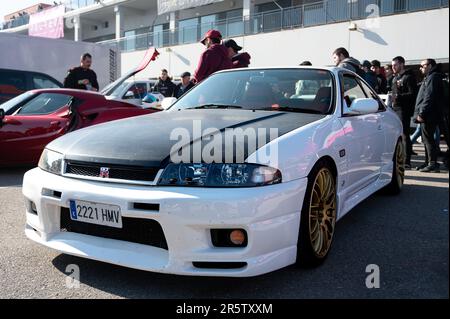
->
<box><xmin>396</xmin><ymin>142</ymin><xmax>406</xmax><ymax>187</ymax></box>
<box><xmin>308</xmin><ymin>168</ymin><xmax>337</xmax><ymax>258</ymax></box>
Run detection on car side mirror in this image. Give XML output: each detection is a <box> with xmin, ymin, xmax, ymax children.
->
<box><xmin>161</xmin><ymin>97</ymin><xmax>177</xmax><ymax>110</ymax></box>
<box><xmin>345</xmin><ymin>98</ymin><xmax>379</xmax><ymax>115</ymax></box>
<box><xmin>0</xmin><ymin>109</ymin><xmax>4</xmax><ymax>122</ymax></box>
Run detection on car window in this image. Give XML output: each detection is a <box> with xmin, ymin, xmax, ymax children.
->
<box><xmin>32</xmin><ymin>74</ymin><xmax>61</xmax><ymax>89</ymax></box>
<box><xmin>16</xmin><ymin>93</ymin><xmax>72</xmax><ymax>115</ymax></box>
<box><xmin>358</xmin><ymin>78</ymin><xmax>386</xmax><ymax>112</ymax></box>
<box><xmin>0</xmin><ymin>71</ymin><xmax>27</xmax><ymax>103</ymax></box>
<box><xmin>171</xmin><ymin>69</ymin><xmax>334</xmax><ymax>114</ymax></box>
<box><xmin>0</xmin><ymin>91</ymin><xmax>34</xmax><ymax>115</ymax></box>
<box><xmin>342</xmin><ymin>75</ymin><xmax>367</xmax><ymax>108</ymax></box>
<box><xmin>126</xmin><ymin>83</ymin><xmax>148</xmax><ymax>99</ymax></box>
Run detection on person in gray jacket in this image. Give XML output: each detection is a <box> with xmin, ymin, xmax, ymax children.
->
<box><xmin>332</xmin><ymin>47</ymin><xmax>363</xmax><ymax>76</ymax></box>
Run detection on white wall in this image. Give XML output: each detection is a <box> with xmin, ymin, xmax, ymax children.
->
<box><xmin>120</xmin><ymin>8</ymin><xmax>449</xmax><ymax>78</ymax></box>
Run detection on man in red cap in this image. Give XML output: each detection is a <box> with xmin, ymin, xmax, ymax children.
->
<box><xmin>193</xmin><ymin>30</ymin><xmax>233</xmax><ymax>83</ymax></box>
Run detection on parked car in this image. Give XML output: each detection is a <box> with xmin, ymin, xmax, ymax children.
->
<box><xmin>101</xmin><ymin>48</ymin><xmax>167</xmax><ymax>109</ymax></box>
<box><xmin>0</xmin><ymin>89</ymin><xmax>159</xmax><ymax>166</ymax></box>
<box><xmin>0</xmin><ymin>68</ymin><xmax>62</xmax><ymax>104</ymax></box>
<box><xmin>104</xmin><ymin>78</ymin><xmax>156</xmax><ymax>106</ymax></box>
<box><xmin>23</xmin><ymin>67</ymin><xmax>404</xmax><ymax>277</ymax></box>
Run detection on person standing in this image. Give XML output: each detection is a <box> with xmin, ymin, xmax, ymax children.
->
<box><xmin>391</xmin><ymin>56</ymin><xmax>418</xmax><ymax>169</ymax></box>
<box><xmin>63</xmin><ymin>53</ymin><xmax>99</xmax><ymax>91</ymax></box>
<box><xmin>173</xmin><ymin>72</ymin><xmax>195</xmax><ymax>98</ymax></box>
<box><xmin>193</xmin><ymin>30</ymin><xmax>233</xmax><ymax>83</ymax></box>
<box><xmin>223</xmin><ymin>39</ymin><xmax>251</xmax><ymax>68</ymax></box>
<box><xmin>414</xmin><ymin>59</ymin><xmax>445</xmax><ymax>172</ymax></box>
<box><xmin>332</xmin><ymin>47</ymin><xmax>363</xmax><ymax>76</ymax></box>
<box><xmin>385</xmin><ymin>64</ymin><xmax>394</xmax><ymax>92</ymax></box>
<box><xmin>371</xmin><ymin>60</ymin><xmax>388</xmax><ymax>94</ymax></box>
<box><xmin>361</xmin><ymin>60</ymin><xmax>378</xmax><ymax>91</ymax></box>
<box><xmin>153</xmin><ymin>69</ymin><xmax>176</xmax><ymax>97</ymax></box>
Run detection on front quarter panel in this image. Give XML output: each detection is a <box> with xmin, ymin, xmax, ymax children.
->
<box><xmin>247</xmin><ymin>116</ymin><xmax>346</xmax><ymax>184</ymax></box>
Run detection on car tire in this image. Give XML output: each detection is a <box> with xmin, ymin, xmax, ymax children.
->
<box><xmin>296</xmin><ymin>160</ymin><xmax>337</xmax><ymax>268</ymax></box>
<box><xmin>381</xmin><ymin>138</ymin><xmax>405</xmax><ymax>195</ymax></box>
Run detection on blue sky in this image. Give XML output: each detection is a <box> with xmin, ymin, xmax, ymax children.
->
<box><xmin>1</xmin><ymin>1</ymin><xmax>52</xmax><ymax>22</ymax></box>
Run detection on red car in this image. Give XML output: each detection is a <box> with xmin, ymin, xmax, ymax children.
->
<box><xmin>0</xmin><ymin>48</ymin><xmax>161</xmax><ymax>166</ymax></box>
<box><xmin>0</xmin><ymin>89</ymin><xmax>158</xmax><ymax>166</ymax></box>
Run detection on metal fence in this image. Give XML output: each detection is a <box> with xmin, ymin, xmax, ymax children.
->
<box><xmin>112</xmin><ymin>0</ymin><xmax>449</xmax><ymax>52</ymax></box>
<box><xmin>61</xmin><ymin>0</ymin><xmax>100</xmax><ymax>10</ymax></box>
<box><xmin>1</xmin><ymin>0</ymin><xmax>99</xmax><ymax>30</ymax></box>
<box><xmin>1</xmin><ymin>15</ymin><xmax>30</xmax><ymax>30</ymax></box>
<box><xmin>1</xmin><ymin>0</ymin><xmax>449</xmax><ymax>36</ymax></box>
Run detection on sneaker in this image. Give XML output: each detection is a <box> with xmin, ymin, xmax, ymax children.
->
<box><xmin>420</xmin><ymin>163</ymin><xmax>440</xmax><ymax>173</ymax></box>
<box><xmin>416</xmin><ymin>163</ymin><xmax>428</xmax><ymax>171</ymax></box>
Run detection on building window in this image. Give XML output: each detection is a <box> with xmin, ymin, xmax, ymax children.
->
<box><xmin>124</xmin><ymin>30</ymin><xmax>136</xmax><ymax>51</ymax></box>
<box><xmin>200</xmin><ymin>14</ymin><xmax>216</xmax><ymax>37</ymax></box>
<box><xmin>179</xmin><ymin>17</ymin><xmax>198</xmax><ymax>44</ymax></box>
<box><xmin>152</xmin><ymin>23</ymin><xmax>169</xmax><ymax>47</ymax></box>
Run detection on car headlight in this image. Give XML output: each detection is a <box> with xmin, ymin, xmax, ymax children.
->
<box><xmin>38</xmin><ymin>149</ymin><xmax>63</xmax><ymax>175</ymax></box>
<box><xmin>158</xmin><ymin>163</ymin><xmax>282</xmax><ymax>187</ymax></box>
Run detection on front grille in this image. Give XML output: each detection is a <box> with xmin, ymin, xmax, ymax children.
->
<box><xmin>65</xmin><ymin>161</ymin><xmax>160</xmax><ymax>182</ymax></box>
<box><xmin>60</xmin><ymin>208</ymin><xmax>168</xmax><ymax>250</ymax></box>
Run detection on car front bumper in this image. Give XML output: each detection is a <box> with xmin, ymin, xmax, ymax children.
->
<box><xmin>23</xmin><ymin>168</ymin><xmax>307</xmax><ymax>277</ymax></box>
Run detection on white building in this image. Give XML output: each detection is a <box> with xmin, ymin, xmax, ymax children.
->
<box><xmin>1</xmin><ymin>0</ymin><xmax>449</xmax><ymax>79</ymax></box>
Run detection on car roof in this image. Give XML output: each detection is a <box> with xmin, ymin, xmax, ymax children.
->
<box><xmin>215</xmin><ymin>66</ymin><xmax>342</xmax><ymax>74</ymax></box>
<box><xmin>123</xmin><ymin>79</ymin><xmax>156</xmax><ymax>83</ymax></box>
<box><xmin>0</xmin><ymin>68</ymin><xmax>63</xmax><ymax>84</ymax></box>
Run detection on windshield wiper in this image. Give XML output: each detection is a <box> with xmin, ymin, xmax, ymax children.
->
<box><xmin>186</xmin><ymin>104</ymin><xmax>243</xmax><ymax>110</ymax></box>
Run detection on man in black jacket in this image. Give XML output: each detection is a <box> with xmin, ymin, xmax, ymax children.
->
<box><xmin>414</xmin><ymin>59</ymin><xmax>445</xmax><ymax>172</ymax></box>
<box><xmin>153</xmin><ymin>69</ymin><xmax>176</xmax><ymax>97</ymax></box>
<box><xmin>173</xmin><ymin>72</ymin><xmax>195</xmax><ymax>98</ymax></box>
<box><xmin>64</xmin><ymin>53</ymin><xmax>99</xmax><ymax>91</ymax></box>
<box><xmin>361</xmin><ymin>60</ymin><xmax>378</xmax><ymax>91</ymax></box>
<box><xmin>391</xmin><ymin>56</ymin><xmax>418</xmax><ymax>169</ymax></box>
<box><xmin>385</xmin><ymin>64</ymin><xmax>394</xmax><ymax>92</ymax></box>
<box><xmin>371</xmin><ymin>60</ymin><xmax>388</xmax><ymax>94</ymax></box>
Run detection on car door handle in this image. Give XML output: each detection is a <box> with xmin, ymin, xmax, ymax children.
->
<box><xmin>377</xmin><ymin>124</ymin><xmax>383</xmax><ymax>131</ymax></box>
<box><xmin>50</xmin><ymin>121</ymin><xmax>60</xmax><ymax>126</ymax></box>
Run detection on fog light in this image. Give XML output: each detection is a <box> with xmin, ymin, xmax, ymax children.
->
<box><xmin>230</xmin><ymin>230</ymin><xmax>246</xmax><ymax>245</ymax></box>
<box><xmin>211</xmin><ymin>229</ymin><xmax>247</xmax><ymax>247</ymax></box>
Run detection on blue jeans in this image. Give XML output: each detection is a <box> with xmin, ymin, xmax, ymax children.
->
<box><xmin>410</xmin><ymin>124</ymin><xmax>441</xmax><ymax>146</ymax></box>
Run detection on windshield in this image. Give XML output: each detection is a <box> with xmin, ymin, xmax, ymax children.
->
<box><xmin>170</xmin><ymin>69</ymin><xmax>334</xmax><ymax>114</ymax></box>
<box><xmin>106</xmin><ymin>81</ymin><xmax>131</xmax><ymax>97</ymax></box>
<box><xmin>0</xmin><ymin>91</ymin><xmax>34</xmax><ymax>115</ymax></box>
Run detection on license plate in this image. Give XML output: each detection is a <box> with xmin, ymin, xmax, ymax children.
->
<box><xmin>69</xmin><ymin>200</ymin><xmax>122</xmax><ymax>228</ymax></box>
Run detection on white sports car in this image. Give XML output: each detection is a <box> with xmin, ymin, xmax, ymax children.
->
<box><xmin>23</xmin><ymin>67</ymin><xmax>405</xmax><ymax>277</ymax></box>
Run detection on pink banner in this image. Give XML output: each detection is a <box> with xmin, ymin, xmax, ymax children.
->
<box><xmin>28</xmin><ymin>5</ymin><xmax>65</xmax><ymax>39</ymax></box>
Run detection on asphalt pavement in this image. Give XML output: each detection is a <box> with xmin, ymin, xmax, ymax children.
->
<box><xmin>0</xmin><ymin>143</ymin><xmax>448</xmax><ymax>299</ymax></box>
